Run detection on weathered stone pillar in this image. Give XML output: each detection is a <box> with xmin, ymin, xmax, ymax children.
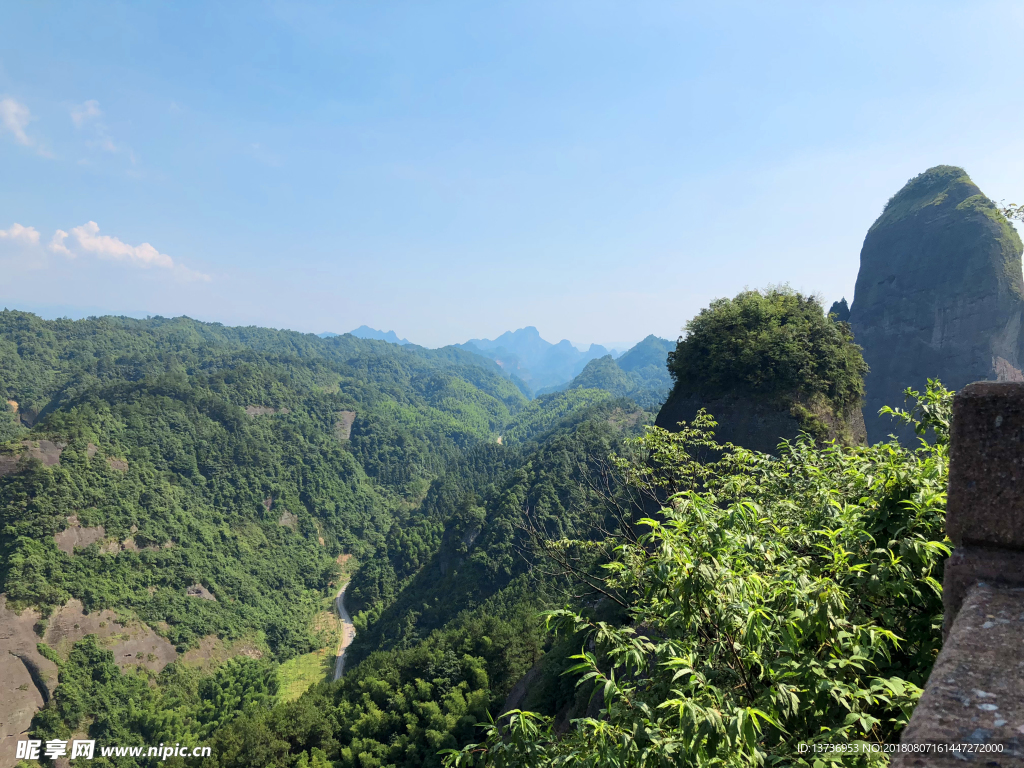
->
<box><xmin>896</xmin><ymin>382</ymin><xmax>1024</xmax><ymax>766</ymax></box>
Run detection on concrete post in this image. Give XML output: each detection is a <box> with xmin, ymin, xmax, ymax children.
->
<box><xmin>896</xmin><ymin>382</ymin><xmax>1024</xmax><ymax>766</ymax></box>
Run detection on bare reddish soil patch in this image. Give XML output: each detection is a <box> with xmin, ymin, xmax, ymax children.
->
<box><xmin>0</xmin><ymin>596</ymin><xmax>56</xmax><ymax>768</ymax></box>
<box><xmin>179</xmin><ymin>635</ymin><xmax>265</xmax><ymax>672</ymax></box>
<box><xmin>107</xmin><ymin>457</ymin><xmax>128</xmax><ymax>472</ymax></box>
<box><xmin>99</xmin><ymin>535</ymin><xmax>167</xmax><ymax>555</ymax></box>
<box><xmin>186</xmin><ymin>583</ymin><xmax>217</xmax><ymax>601</ymax></box>
<box><xmin>100</xmin><ymin>537</ymin><xmax>147</xmax><ymax>554</ymax></box>
<box><xmin>245</xmin><ymin>405</ymin><xmax>291</xmax><ymax>417</ymax></box>
<box><xmin>334</xmin><ymin>554</ymin><xmax>355</xmax><ymax>583</ymax></box>
<box><xmin>54</xmin><ymin>515</ymin><xmax>106</xmax><ymax>555</ymax></box>
<box><xmin>607</xmin><ymin>407</ymin><xmax>644</xmax><ymax>430</ymax></box>
<box><xmin>333</xmin><ymin>410</ymin><xmax>356</xmax><ymax>440</ymax></box>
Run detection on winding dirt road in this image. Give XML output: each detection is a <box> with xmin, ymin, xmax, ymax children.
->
<box><xmin>333</xmin><ymin>584</ymin><xmax>356</xmax><ymax>681</ymax></box>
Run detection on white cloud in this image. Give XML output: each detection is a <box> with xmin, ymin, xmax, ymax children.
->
<box><xmin>71</xmin><ymin>99</ymin><xmax>102</xmax><ymax>127</ymax></box>
<box><xmin>49</xmin><ymin>229</ymin><xmax>72</xmax><ymax>255</ymax></box>
<box><xmin>7</xmin><ymin>218</ymin><xmax>210</xmax><ymax>282</ymax></box>
<box><xmin>0</xmin><ymin>98</ymin><xmax>33</xmax><ymax>146</ymax></box>
<box><xmin>61</xmin><ymin>221</ymin><xmax>211</xmax><ymax>281</ymax></box>
<box><xmin>69</xmin><ymin>221</ymin><xmax>174</xmax><ymax>268</ymax></box>
<box><xmin>0</xmin><ymin>223</ymin><xmax>41</xmax><ymax>245</ymax></box>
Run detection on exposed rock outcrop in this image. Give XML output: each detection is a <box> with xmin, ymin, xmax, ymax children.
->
<box><xmin>187</xmin><ymin>583</ymin><xmax>217</xmax><ymax>601</ymax></box>
<box><xmin>0</xmin><ymin>594</ymin><xmax>177</xmax><ymax>764</ymax></box>
<box><xmin>656</xmin><ymin>392</ymin><xmax>866</xmax><ymax>454</ymax></box>
<box><xmin>334</xmin><ymin>410</ymin><xmax>356</xmax><ymax>441</ymax></box>
<box><xmin>53</xmin><ymin>515</ymin><xmax>106</xmax><ymax>555</ymax></box>
<box><xmin>0</xmin><ymin>439</ymin><xmax>65</xmax><ymax>477</ymax></box>
<box><xmin>849</xmin><ymin>166</ymin><xmax>1024</xmax><ymax>443</ymax></box>
<box><xmin>245</xmin><ymin>405</ymin><xmax>290</xmax><ymax>417</ymax></box>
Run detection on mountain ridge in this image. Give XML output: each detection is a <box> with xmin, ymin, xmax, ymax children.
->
<box><xmin>318</xmin><ymin>326</ymin><xmax>412</xmax><ymax>345</ymax></box>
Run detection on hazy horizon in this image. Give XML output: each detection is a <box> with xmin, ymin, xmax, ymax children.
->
<box><xmin>0</xmin><ymin>299</ymin><xmax>646</xmax><ymax>353</ymax></box>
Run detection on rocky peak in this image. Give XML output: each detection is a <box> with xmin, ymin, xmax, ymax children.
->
<box><xmin>849</xmin><ymin>165</ymin><xmax>1024</xmax><ymax>443</ymax></box>
<box><xmin>828</xmin><ymin>298</ymin><xmax>850</xmax><ymax>323</ymax></box>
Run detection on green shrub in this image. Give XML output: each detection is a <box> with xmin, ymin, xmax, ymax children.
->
<box><xmin>667</xmin><ymin>287</ymin><xmax>868</xmax><ymax>414</ymax></box>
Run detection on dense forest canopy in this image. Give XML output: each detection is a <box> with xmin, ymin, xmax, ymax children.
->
<box><xmin>1</xmin><ymin>310</ymin><xmax>663</xmax><ymax>767</ymax></box>
<box><xmin>0</xmin><ymin>311</ymin><xmax>545</xmax><ymax>660</ymax></box>
<box><xmin>0</xmin><ymin>304</ymin><xmax>954</xmax><ymax>768</ymax></box>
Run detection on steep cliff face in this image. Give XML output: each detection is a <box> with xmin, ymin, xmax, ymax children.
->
<box><xmin>656</xmin><ymin>391</ymin><xmax>867</xmax><ymax>454</ymax></box>
<box><xmin>849</xmin><ymin>166</ymin><xmax>1024</xmax><ymax>443</ymax></box>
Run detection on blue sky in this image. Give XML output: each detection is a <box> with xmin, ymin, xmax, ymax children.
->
<box><xmin>2</xmin><ymin>1</ymin><xmax>1022</xmax><ymax>349</ymax></box>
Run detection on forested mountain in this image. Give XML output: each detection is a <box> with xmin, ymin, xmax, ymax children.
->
<box><xmin>614</xmin><ymin>334</ymin><xmax>673</xmax><ymax>376</ymax></box>
<box><xmin>346</xmin><ymin>327</ymin><xmax>412</xmax><ymax>345</ymax></box>
<box><xmin>0</xmin><ymin>310</ymin><xmax>663</xmax><ymax>767</ymax></box>
<box><xmin>0</xmin><ymin>260</ymin><xmax>981</xmax><ymax>767</ymax></box>
<box><xmin>656</xmin><ymin>288</ymin><xmax>868</xmax><ymax>451</ymax></box>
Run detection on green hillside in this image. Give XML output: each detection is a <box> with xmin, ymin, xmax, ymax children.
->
<box><xmin>532</xmin><ymin>335</ymin><xmax>675</xmax><ymax>408</ymax></box>
<box><xmin>614</xmin><ymin>334</ymin><xmax>674</xmax><ymax>375</ymax></box>
<box><xmin>0</xmin><ymin>311</ymin><xmax>534</xmax><ymax>653</ymax></box>
<box><xmin>1</xmin><ymin>310</ymin><xmax>662</xmax><ymax>767</ymax></box>
<box><xmin>2</xmin><ymin>302</ymin><xmax>951</xmax><ymax>768</ymax></box>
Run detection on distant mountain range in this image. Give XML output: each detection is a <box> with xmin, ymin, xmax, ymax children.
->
<box><xmin>319</xmin><ymin>326</ymin><xmax>412</xmax><ymax>345</ymax></box>
<box><xmin>319</xmin><ymin>324</ymin><xmax>673</xmax><ymax>396</ymax></box>
<box><xmin>455</xmin><ymin>326</ymin><xmax>622</xmax><ymax>392</ymax></box>
<box><xmin>539</xmin><ymin>335</ymin><xmax>676</xmax><ymax>406</ymax></box>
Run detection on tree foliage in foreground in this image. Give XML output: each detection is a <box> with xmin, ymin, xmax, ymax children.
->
<box><xmin>445</xmin><ymin>382</ymin><xmax>951</xmax><ymax>767</ymax></box>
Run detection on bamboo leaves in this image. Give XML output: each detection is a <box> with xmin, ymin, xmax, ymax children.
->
<box><xmin>444</xmin><ymin>382</ymin><xmax>952</xmax><ymax>767</ymax></box>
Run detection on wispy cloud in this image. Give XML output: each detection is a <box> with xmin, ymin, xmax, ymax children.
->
<box><xmin>0</xmin><ymin>223</ymin><xmax>41</xmax><ymax>245</ymax></box>
<box><xmin>70</xmin><ymin>99</ymin><xmax>134</xmax><ymax>161</ymax></box>
<box><xmin>0</xmin><ymin>97</ymin><xmax>54</xmax><ymax>157</ymax></box>
<box><xmin>71</xmin><ymin>99</ymin><xmax>102</xmax><ymax>127</ymax></box>
<box><xmin>0</xmin><ymin>98</ymin><xmax>32</xmax><ymax>145</ymax></box>
<box><xmin>0</xmin><ymin>97</ymin><xmax>53</xmax><ymax>158</ymax></box>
